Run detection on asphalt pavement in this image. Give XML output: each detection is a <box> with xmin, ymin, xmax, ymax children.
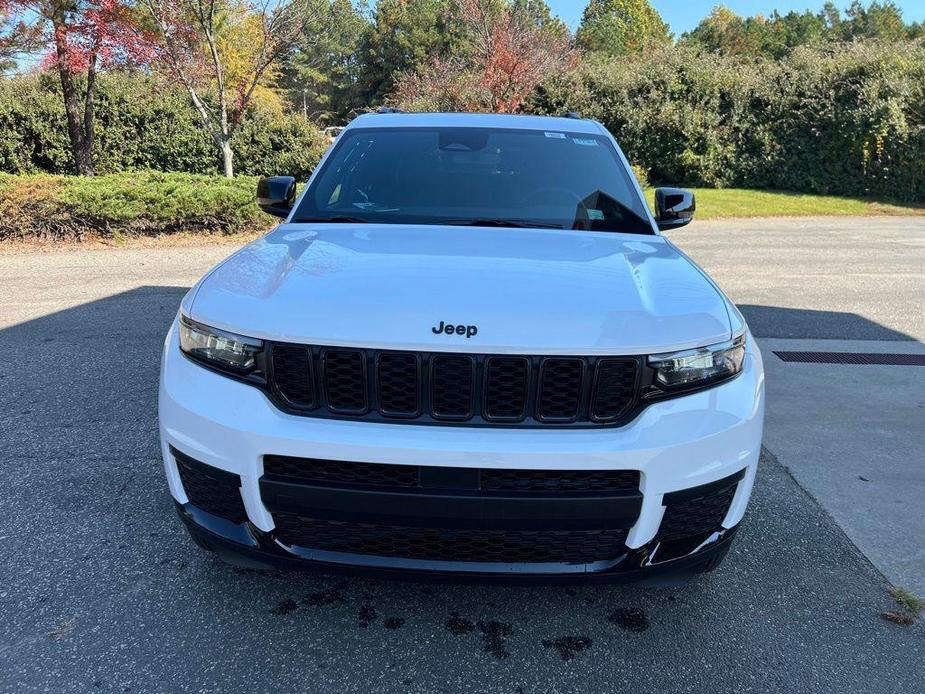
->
<box><xmin>667</xmin><ymin>216</ymin><xmax>925</xmax><ymax>595</ymax></box>
<box><xmin>1</xmin><ymin>217</ymin><xmax>923</xmax><ymax>693</ymax></box>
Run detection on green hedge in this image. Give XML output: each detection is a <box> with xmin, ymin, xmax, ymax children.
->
<box><xmin>0</xmin><ymin>172</ymin><xmax>273</xmax><ymax>241</ymax></box>
<box><xmin>530</xmin><ymin>41</ymin><xmax>925</xmax><ymax>202</ymax></box>
<box><xmin>0</xmin><ymin>73</ymin><xmax>328</xmax><ymax>179</ymax></box>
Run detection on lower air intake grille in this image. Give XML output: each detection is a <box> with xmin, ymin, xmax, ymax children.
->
<box><xmin>173</xmin><ymin>448</ymin><xmax>247</xmax><ymax>524</ymax></box>
<box><xmin>263</xmin><ymin>456</ymin><xmax>420</xmax><ymax>488</ymax></box>
<box><xmin>273</xmin><ymin>514</ymin><xmax>629</xmax><ymax>564</ymax></box>
<box><xmin>658</xmin><ymin>478</ymin><xmax>739</xmax><ymax>542</ymax></box>
<box><xmin>480</xmin><ymin>468</ymin><xmax>640</xmax><ymax>494</ymax></box>
<box><xmin>262</xmin><ymin>457</ymin><xmax>641</xmax><ymax>495</ymax></box>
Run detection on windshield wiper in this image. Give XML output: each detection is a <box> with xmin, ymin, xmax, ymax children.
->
<box><xmin>444</xmin><ymin>218</ymin><xmax>562</xmax><ymax>229</ymax></box>
<box><xmin>292</xmin><ymin>215</ymin><xmax>369</xmax><ymax>224</ymax></box>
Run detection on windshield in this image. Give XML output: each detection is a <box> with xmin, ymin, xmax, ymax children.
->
<box><xmin>293</xmin><ymin>126</ymin><xmax>653</xmax><ymax>234</ymax></box>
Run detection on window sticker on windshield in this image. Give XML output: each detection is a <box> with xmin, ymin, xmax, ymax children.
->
<box><xmin>544</xmin><ymin>131</ymin><xmax>566</xmax><ymax>139</ymax></box>
<box><xmin>587</xmin><ymin>209</ymin><xmax>605</xmax><ymax>220</ymax></box>
<box><xmin>572</xmin><ymin>138</ymin><xmax>598</xmax><ymax>146</ymax></box>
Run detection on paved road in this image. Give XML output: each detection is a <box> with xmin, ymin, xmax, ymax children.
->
<box><xmin>668</xmin><ymin>216</ymin><xmax>925</xmax><ymax>342</ymax></box>
<box><xmin>1</xmin><ymin>217</ymin><xmax>924</xmax><ymax>693</ymax></box>
<box><xmin>668</xmin><ymin>217</ymin><xmax>925</xmax><ymax>594</ymax></box>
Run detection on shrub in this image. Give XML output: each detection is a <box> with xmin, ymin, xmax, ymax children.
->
<box><xmin>0</xmin><ymin>172</ymin><xmax>273</xmax><ymax>242</ymax></box>
<box><xmin>529</xmin><ymin>41</ymin><xmax>925</xmax><ymax>202</ymax></box>
<box><xmin>0</xmin><ymin>73</ymin><xmax>328</xmax><ymax>179</ymax></box>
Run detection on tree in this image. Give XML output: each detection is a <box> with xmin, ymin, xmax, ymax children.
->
<box><xmin>139</xmin><ymin>0</ymin><xmax>323</xmax><ymax>176</ymax></box>
<box><xmin>2</xmin><ymin>0</ymin><xmax>147</xmax><ymax>173</ymax></box>
<box><xmin>575</xmin><ymin>0</ymin><xmax>670</xmax><ymax>56</ymax></box>
<box><xmin>768</xmin><ymin>10</ymin><xmax>828</xmax><ymax>54</ymax></box>
<box><xmin>391</xmin><ymin>0</ymin><xmax>575</xmax><ymax>113</ymax></box>
<box><xmin>277</xmin><ymin>0</ymin><xmax>369</xmax><ymax>122</ymax></box>
<box><xmin>0</xmin><ymin>1</ymin><xmax>42</xmax><ymax>73</ymax></box>
<box><xmin>843</xmin><ymin>1</ymin><xmax>908</xmax><ymax>40</ymax></box>
<box><xmin>357</xmin><ymin>0</ymin><xmax>457</xmax><ymax>104</ymax></box>
<box><xmin>683</xmin><ymin>1</ymin><xmax>921</xmax><ymax>57</ymax></box>
<box><xmin>683</xmin><ymin>6</ymin><xmax>829</xmax><ymax>59</ymax></box>
<box><xmin>681</xmin><ymin>6</ymin><xmax>752</xmax><ymax>55</ymax></box>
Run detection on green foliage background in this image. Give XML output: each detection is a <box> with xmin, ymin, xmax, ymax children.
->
<box><xmin>0</xmin><ymin>172</ymin><xmax>267</xmax><ymax>241</ymax></box>
<box><xmin>1</xmin><ymin>1</ymin><xmax>924</xmax><ymax>237</ymax></box>
<box><xmin>0</xmin><ymin>73</ymin><xmax>328</xmax><ymax>180</ymax></box>
<box><xmin>530</xmin><ymin>40</ymin><xmax>925</xmax><ymax>201</ymax></box>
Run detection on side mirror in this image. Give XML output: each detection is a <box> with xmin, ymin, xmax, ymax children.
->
<box><xmin>654</xmin><ymin>187</ymin><xmax>695</xmax><ymax>231</ymax></box>
<box><xmin>257</xmin><ymin>176</ymin><xmax>296</xmax><ymax>218</ymax></box>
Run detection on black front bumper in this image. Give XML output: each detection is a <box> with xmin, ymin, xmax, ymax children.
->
<box><xmin>176</xmin><ymin>501</ymin><xmax>739</xmax><ymax>585</ymax></box>
<box><xmin>172</xmin><ymin>447</ymin><xmax>744</xmax><ymax>584</ymax></box>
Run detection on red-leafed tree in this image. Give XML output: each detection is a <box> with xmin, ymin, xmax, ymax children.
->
<box><xmin>4</xmin><ymin>0</ymin><xmax>152</xmax><ymax>174</ymax></box>
<box><xmin>392</xmin><ymin>0</ymin><xmax>576</xmax><ymax>113</ymax></box>
<box><xmin>138</xmin><ymin>0</ymin><xmax>324</xmax><ymax>177</ymax></box>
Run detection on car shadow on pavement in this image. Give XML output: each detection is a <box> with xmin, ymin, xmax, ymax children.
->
<box><xmin>1</xmin><ymin>287</ymin><xmax>923</xmax><ymax>693</ymax></box>
<box><xmin>739</xmin><ymin>304</ymin><xmax>916</xmax><ymax>341</ymax></box>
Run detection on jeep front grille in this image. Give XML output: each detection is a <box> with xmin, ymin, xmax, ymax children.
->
<box><xmin>268</xmin><ymin>344</ymin><xmax>640</xmax><ymax>427</ymax></box>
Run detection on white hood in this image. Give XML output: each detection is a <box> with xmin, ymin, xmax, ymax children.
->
<box><xmin>187</xmin><ymin>223</ymin><xmax>733</xmax><ymax>355</ymax></box>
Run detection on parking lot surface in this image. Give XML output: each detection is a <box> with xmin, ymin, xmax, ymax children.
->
<box><xmin>667</xmin><ymin>217</ymin><xmax>925</xmax><ymax>595</ymax></box>
<box><xmin>1</xmin><ymin>217</ymin><xmax>923</xmax><ymax>693</ymax></box>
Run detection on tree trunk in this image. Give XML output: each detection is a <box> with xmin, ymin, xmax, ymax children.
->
<box><xmin>220</xmin><ymin>137</ymin><xmax>234</xmax><ymax>178</ymax></box>
<box><xmin>51</xmin><ymin>23</ymin><xmax>95</xmax><ymax>175</ymax></box>
<box><xmin>83</xmin><ymin>49</ymin><xmax>98</xmax><ymax>171</ymax></box>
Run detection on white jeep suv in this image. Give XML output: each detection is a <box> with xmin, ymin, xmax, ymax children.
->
<box><xmin>158</xmin><ymin>111</ymin><xmax>764</xmax><ymax>583</ymax></box>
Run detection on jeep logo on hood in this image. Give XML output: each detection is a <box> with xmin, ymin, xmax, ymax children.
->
<box><xmin>432</xmin><ymin>321</ymin><xmax>478</xmax><ymax>338</ymax></box>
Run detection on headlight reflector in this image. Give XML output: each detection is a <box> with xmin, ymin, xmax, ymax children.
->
<box><xmin>648</xmin><ymin>334</ymin><xmax>746</xmax><ymax>388</ymax></box>
<box><xmin>179</xmin><ymin>315</ymin><xmax>262</xmax><ymax>373</ymax></box>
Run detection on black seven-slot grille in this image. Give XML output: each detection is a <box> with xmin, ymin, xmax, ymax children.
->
<box><xmin>269</xmin><ymin>344</ymin><xmax>639</xmax><ymax>426</ymax></box>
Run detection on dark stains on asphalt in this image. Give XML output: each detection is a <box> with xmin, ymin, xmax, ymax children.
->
<box><xmin>303</xmin><ymin>581</ymin><xmax>350</xmax><ymax>607</ymax></box>
<box><xmin>446</xmin><ymin>612</ymin><xmax>475</xmax><ymax>636</ymax></box>
<box><xmin>608</xmin><ymin>607</ymin><xmax>650</xmax><ymax>632</ymax></box>
<box><xmin>383</xmin><ymin>617</ymin><xmax>405</xmax><ymax>629</ymax></box>
<box><xmin>270</xmin><ymin>599</ymin><xmax>298</xmax><ymax>616</ymax></box>
<box><xmin>358</xmin><ymin>605</ymin><xmax>378</xmax><ymax>628</ymax></box>
<box><xmin>542</xmin><ymin>636</ymin><xmax>593</xmax><ymax>661</ymax></box>
<box><xmin>477</xmin><ymin>620</ymin><xmax>514</xmax><ymax>659</ymax></box>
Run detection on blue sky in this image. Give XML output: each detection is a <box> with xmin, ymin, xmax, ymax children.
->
<box><xmin>545</xmin><ymin>1</ymin><xmax>925</xmax><ymax>34</ymax></box>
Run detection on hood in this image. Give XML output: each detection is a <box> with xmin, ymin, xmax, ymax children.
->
<box><xmin>188</xmin><ymin>223</ymin><xmax>733</xmax><ymax>355</ymax></box>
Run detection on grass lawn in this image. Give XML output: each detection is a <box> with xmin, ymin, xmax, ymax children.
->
<box><xmin>642</xmin><ymin>187</ymin><xmax>925</xmax><ymax>219</ymax></box>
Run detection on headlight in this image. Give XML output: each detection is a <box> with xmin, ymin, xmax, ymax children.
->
<box><xmin>648</xmin><ymin>334</ymin><xmax>746</xmax><ymax>389</ymax></box>
<box><xmin>179</xmin><ymin>314</ymin><xmax>263</xmax><ymax>373</ymax></box>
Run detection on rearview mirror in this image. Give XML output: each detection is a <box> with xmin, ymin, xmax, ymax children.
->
<box><xmin>257</xmin><ymin>176</ymin><xmax>296</xmax><ymax>218</ymax></box>
<box><xmin>654</xmin><ymin>188</ymin><xmax>695</xmax><ymax>231</ymax></box>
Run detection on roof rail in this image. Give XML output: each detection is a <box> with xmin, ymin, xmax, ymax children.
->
<box><xmin>377</xmin><ymin>106</ymin><xmax>404</xmax><ymax>114</ymax></box>
<box><xmin>560</xmin><ymin>111</ymin><xmax>582</xmax><ymax>119</ymax></box>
